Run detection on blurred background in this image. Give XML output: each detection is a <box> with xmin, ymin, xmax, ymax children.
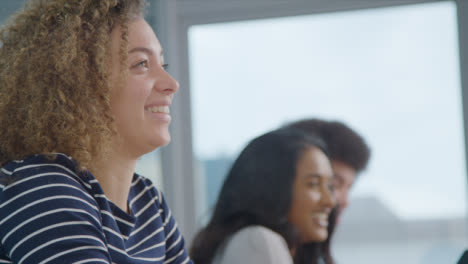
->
<box><xmin>2</xmin><ymin>0</ymin><xmax>467</xmax><ymax>263</ymax></box>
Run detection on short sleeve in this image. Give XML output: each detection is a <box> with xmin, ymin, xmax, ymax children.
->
<box><xmin>0</xmin><ymin>159</ymin><xmax>112</xmax><ymax>263</ymax></box>
<box><xmin>215</xmin><ymin>226</ymin><xmax>294</xmax><ymax>264</ymax></box>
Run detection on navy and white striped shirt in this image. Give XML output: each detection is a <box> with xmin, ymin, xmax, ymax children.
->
<box><xmin>0</xmin><ymin>153</ymin><xmax>192</xmax><ymax>264</ymax></box>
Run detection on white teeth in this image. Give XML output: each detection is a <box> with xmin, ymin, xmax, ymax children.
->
<box><xmin>312</xmin><ymin>213</ymin><xmax>329</xmax><ymax>227</ymax></box>
<box><xmin>317</xmin><ymin>219</ymin><xmax>329</xmax><ymax>227</ymax></box>
<box><xmin>146</xmin><ymin>106</ymin><xmax>169</xmax><ymax>113</ymax></box>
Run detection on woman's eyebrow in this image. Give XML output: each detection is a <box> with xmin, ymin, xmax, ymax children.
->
<box><xmin>128</xmin><ymin>46</ymin><xmax>154</xmax><ymax>56</ymax></box>
<box><xmin>306</xmin><ymin>174</ymin><xmax>322</xmax><ymax>179</ymax></box>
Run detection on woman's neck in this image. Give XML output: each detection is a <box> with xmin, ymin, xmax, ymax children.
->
<box><xmin>90</xmin><ymin>152</ymin><xmax>137</xmax><ymax>214</ymax></box>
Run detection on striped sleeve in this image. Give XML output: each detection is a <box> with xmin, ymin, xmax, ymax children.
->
<box><xmin>0</xmin><ymin>163</ymin><xmax>112</xmax><ymax>264</ymax></box>
<box><xmin>158</xmin><ymin>191</ymin><xmax>192</xmax><ymax>264</ymax></box>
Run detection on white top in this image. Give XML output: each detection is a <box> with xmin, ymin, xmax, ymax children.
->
<box><xmin>213</xmin><ymin>225</ymin><xmax>294</xmax><ymax>264</ymax></box>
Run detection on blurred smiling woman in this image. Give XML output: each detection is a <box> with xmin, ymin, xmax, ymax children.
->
<box><xmin>0</xmin><ymin>0</ymin><xmax>192</xmax><ymax>263</ymax></box>
<box><xmin>190</xmin><ymin>128</ymin><xmax>336</xmax><ymax>264</ymax></box>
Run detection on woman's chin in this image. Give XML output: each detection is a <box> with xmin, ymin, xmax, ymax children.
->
<box><xmin>303</xmin><ymin>230</ymin><xmax>328</xmax><ymax>243</ymax></box>
<box><xmin>150</xmin><ymin>133</ymin><xmax>171</xmax><ymax>149</ymax></box>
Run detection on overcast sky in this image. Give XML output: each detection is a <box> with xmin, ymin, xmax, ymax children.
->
<box><xmin>188</xmin><ymin>1</ymin><xmax>466</xmax><ymax>220</ymax></box>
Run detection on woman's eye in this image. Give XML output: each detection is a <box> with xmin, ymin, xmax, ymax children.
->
<box><xmin>333</xmin><ymin>178</ymin><xmax>343</xmax><ymax>188</ymax></box>
<box><xmin>307</xmin><ymin>181</ymin><xmax>320</xmax><ymax>187</ymax></box>
<box><xmin>162</xmin><ymin>63</ymin><xmax>169</xmax><ymax>70</ymax></box>
<box><xmin>135</xmin><ymin>60</ymin><xmax>149</xmax><ymax>68</ymax></box>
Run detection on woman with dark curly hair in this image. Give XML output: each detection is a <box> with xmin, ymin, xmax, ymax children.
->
<box><xmin>190</xmin><ymin>128</ymin><xmax>336</xmax><ymax>264</ymax></box>
<box><xmin>0</xmin><ymin>0</ymin><xmax>192</xmax><ymax>263</ymax></box>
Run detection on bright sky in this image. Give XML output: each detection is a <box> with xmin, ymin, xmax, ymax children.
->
<box><xmin>188</xmin><ymin>1</ymin><xmax>467</xmax><ymax>220</ymax></box>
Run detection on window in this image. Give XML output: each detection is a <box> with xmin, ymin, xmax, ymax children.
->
<box><xmin>135</xmin><ymin>151</ymin><xmax>164</xmax><ymax>189</ymax></box>
<box><xmin>188</xmin><ymin>2</ymin><xmax>467</xmax><ymax>262</ymax></box>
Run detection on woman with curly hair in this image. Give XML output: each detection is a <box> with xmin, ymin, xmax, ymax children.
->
<box><xmin>190</xmin><ymin>128</ymin><xmax>336</xmax><ymax>264</ymax></box>
<box><xmin>0</xmin><ymin>0</ymin><xmax>192</xmax><ymax>263</ymax></box>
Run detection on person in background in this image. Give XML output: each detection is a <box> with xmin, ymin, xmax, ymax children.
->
<box><xmin>284</xmin><ymin>118</ymin><xmax>371</xmax><ymax>264</ymax></box>
<box><xmin>0</xmin><ymin>0</ymin><xmax>192</xmax><ymax>263</ymax></box>
<box><xmin>284</xmin><ymin>119</ymin><xmax>371</xmax><ymax>223</ymax></box>
<box><xmin>190</xmin><ymin>128</ymin><xmax>336</xmax><ymax>264</ymax></box>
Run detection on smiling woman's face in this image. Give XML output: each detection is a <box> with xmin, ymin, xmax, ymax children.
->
<box><xmin>288</xmin><ymin>146</ymin><xmax>336</xmax><ymax>242</ymax></box>
<box><xmin>108</xmin><ymin>18</ymin><xmax>179</xmax><ymax>158</ymax></box>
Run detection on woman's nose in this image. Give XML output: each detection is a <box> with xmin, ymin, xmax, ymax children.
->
<box><xmin>322</xmin><ymin>186</ymin><xmax>336</xmax><ymax>208</ymax></box>
<box><xmin>154</xmin><ymin>68</ymin><xmax>180</xmax><ymax>95</ymax></box>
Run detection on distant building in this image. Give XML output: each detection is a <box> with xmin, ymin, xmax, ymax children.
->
<box><xmin>202</xmin><ymin>156</ymin><xmax>233</xmax><ymax>209</ymax></box>
<box><xmin>335</xmin><ymin>196</ymin><xmax>467</xmax><ymax>242</ymax></box>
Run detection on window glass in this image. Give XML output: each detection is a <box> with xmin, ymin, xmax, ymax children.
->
<box><xmin>135</xmin><ymin>150</ymin><xmax>164</xmax><ymax>190</ymax></box>
<box><xmin>0</xmin><ymin>1</ymin><xmax>27</xmax><ymax>25</ymax></box>
<box><xmin>188</xmin><ymin>2</ymin><xmax>467</xmax><ymax>263</ymax></box>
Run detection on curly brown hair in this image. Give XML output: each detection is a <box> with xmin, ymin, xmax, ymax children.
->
<box><xmin>0</xmin><ymin>0</ymin><xmax>147</xmax><ymax>169</ymax></box>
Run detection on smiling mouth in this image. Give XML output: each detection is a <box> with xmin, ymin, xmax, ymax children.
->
<box><xmin>145</xmin><ymin>106</ymin><xmax>170</xmax><ymax>114</ymax></box>
<box><xmin>312</xmin><ymin>213</ymin><xmax>329</xmax><ymax>227</ymax></box>
<box><xmin>315</xmin><ymin>218</ymin><xmax>329</xmax><ymax>227</ymax></box>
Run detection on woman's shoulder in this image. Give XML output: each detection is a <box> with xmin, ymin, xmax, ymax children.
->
<box><xmin>214</xmin><ymin>225</ymin><xmax>293</xmax><ymax>264</ymax></box>
<box><xmin>233</xmin><ymin>225</ymin><xmax>285</xmax><ymax>241</ymax></box>
<box><xmin>231</xmin><ymin>225</ymin><xmax>290</xmax><ymax>251</ymax></box>
<box><xmin>0</xmin><ymin>153</ymin><xmax>90</xmax><ymax>195</ymax></box>
<box><xmin>2</xmin><ymin>153</ymin><xmax>78</xmax><ymax>176</ymax></box>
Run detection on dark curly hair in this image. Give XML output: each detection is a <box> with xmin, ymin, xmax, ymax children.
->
<box><xmin>0</xmin><ymin>0</ymin><xmax>146</xmax><ymax>169</ymax></box>
<box><xmin>284</xmin><ymin>118</ymin><xmax>371</xmax><ymax>173</ymax></box>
